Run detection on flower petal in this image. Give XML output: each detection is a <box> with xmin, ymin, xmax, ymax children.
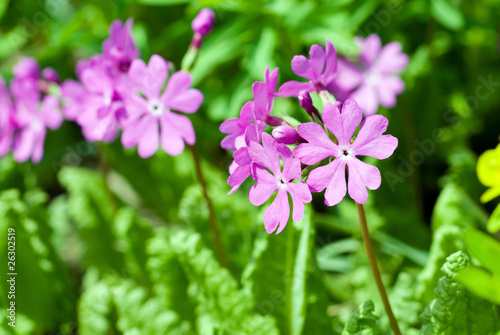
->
<box><xmin>162</xmin><ymin>71</ymin><xmax>203</xmax><ymax>113</ymax></box>
<box><xmin>264</xmin><ymin>189</ymin><xmax>290</xmax><ymax>234</ymax></box>
<box><xmin>288</xmin><ymin>182</ymin><xmax>312</xmax><ymax>222</ymax></box>
<box><xmin>322</xmin><ymin>100</ymin><xmax>362</xmax><ymax>147</ymax></box>
<box><xmin>309</xmin><ymin>44</ymin><xmax>325</xmax><ymax>80</ymax></box>
<box><xmin>347</xmin><ymin>158</ymin><xmax>381</xmax><ymax>204</ymax></box>
<box><xmin>249</xmin><ymin>168</ymin><xmax>277</xmax><ymax>206</ymax></box>
<box><xmin>323</xmin><ymin>159</ymin><xmax>347</xmax><ymax>206</ymax></box>
<box><xmin>137</xmin><ymin>117</ymin><xmax>159</xmax><ymax>158</ymax></box>
<box><xmin>350</xmin><ymin>84</ymin><xmax>379</xmax><ymax>116</ymax></box>
<box><xmin>228</xmin><ymin>163</ymin><xmax>251</xmax><ymax>195</ymax></box>
<box><xmin>291</xmin><ymin>55</ymin><xmax>313</xmax><ymax>80</ymax></box>
<box><xmin>276</xmin><ymin>81</ymin><xmax>312</xmax><ymax>97</ymax></box>
<box><xmin>160</xmin><ymin>112</ymin><xmax>194</xmax><ymax>156</ymax></box>
<box><xmin>295</xmin><ymin>122</ymin><xmax>337</xmax><ymax>165</ymax></box>
<box><xmin>376</xmin><ymin>75</ymin><xmax>405</xmax><ymax>108</ymax></box>
<box><xmin>322</xmin><ymin>40</ymin><xmax>338</xmax><ymax>84</ymax></box>
<box><xmin>351</xmin><ymin>114</ymin><xmax>397</xmax><ymax>159</ymax></box>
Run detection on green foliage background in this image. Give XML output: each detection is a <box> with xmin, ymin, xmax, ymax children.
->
<box><xmin>0</xmin><ymin>0</ymin><xmax>499</xmax><ymax>334</ymax></box>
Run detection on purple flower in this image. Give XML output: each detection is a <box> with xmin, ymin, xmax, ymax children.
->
<box><xmin>121</xmin><ymin>55</ymin><xmax>203</xmax><ymax>158</ymax></box>
<box><xmin>219</xmin><ymin>67</ymin><xmax>278</xmax><ymax>151</ymax></box>
<box><xmin>277</xmin><ymin>40</ymin><xmax>337</xmax><ymax>97</ymax></box>
<box><xmin>68</xmin><ymin>62</ymin><xmax>126</xmax><ymax>142</ymax></box>
<box><xmin>327</xmin><ymin>34</ymin><xmax>408</xmax><ymax>116</ymax></box>
<box><xmin>227</xmin><ymin>124</ymin><xmax>260</xmax><ymax>194</ymax></box>
<box><xmin>192</xmin><ymin>8</ymin><xmax>215</xmax><ymax>36</ymax></box>
<box><xmin>0</xmin><ymin>77</ymin><xmax>14</xmax><ymax>156</ymax></box>
<box><xmin>12</xmin><ymin>89</ymin><xmax>62</xmax><ymax>163</ymax></box>
<box><xmin>103</xmin><ymin>19</ymin><xmax>139</xmax><ymax>72</ymax></box>
<box><xmin>248</xmin><ymin>133</ymin><xmax>312</xmax><ymax>234</ymax></box>
<box><xmin>294</xmin><ymin>99</ymin><xmax>398</xmax><ymax>206</ymax></box>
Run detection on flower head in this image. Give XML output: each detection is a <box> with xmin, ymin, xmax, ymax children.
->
<box><xmin>12</xmin><ymin>88</ymin><xmax>62</xmax><ymax>163</ymax></box>
<box><xmin>248</xmin><ymin>133</ymin><xmax>312</xmax><ymax>233</ymax></box>
<box><xmin>68</xmin><ymin>62</ymin><xmax>126</xmax><ymax>142</ymax></box>
<box><xmin>219</xmin><ymin>67</ymin><xmax>278</xmax><ymax>151</ymax></box>
<box><xmin>103</xmin><ymin>18</ymin><xmax>139</xmax><ymax>72</ymax></box>
<box><xmin>121</xmin><ymin>55</ymin><xmax>202</xmax><ymax>158</ymax></box>
<box><xmin>294</xmin><ymin>99</ymin><xmax>398</xmax><ymax>206</ymax></box>
<box><xmin>277</xmin><ymin>40</ymin><xmax>337</xmax><ymax>97</ymax></box>
<box><xmin>328</xmin><ymin>34</ymin><xmax>408</xmax><ymax>116</ymax></box>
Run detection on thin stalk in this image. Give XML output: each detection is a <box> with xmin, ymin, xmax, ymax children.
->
<box><xmin>356</xmin><ymin>203</ymin><xmax>401</xmax><ymax>335</ymax></box>
<box><xmin>189</xmin><ymin>145</ymin><xmax>229</xmax><ymax>269</ymax></box>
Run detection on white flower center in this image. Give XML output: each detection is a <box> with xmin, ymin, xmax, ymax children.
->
<box><xmin>103</xmin><ymin>92</ymin><xmax>112</xmax><ymax>106</ymax></box>
<box><xmin>148</xmin><ymin>99</ymin><xmax>164</xmax><ymax>116</ymax></box>
<box><xmin>365</xmin><ymin>71</ymin><xmax>379</xmax><ymax>86</ymax></box>
<box><xmin>276</xmin><ymin>175</ymin><xmax>288</xmax><ymax>190</ymax></box>
<box><xmin>31</xmin><ymin>118</ymin><xmax>43</xmax><ymax>130</ymax></box>
<box><xmin>339</xmin><ymin>146</ymin><xmax>353</xmax><ymax>160</ymax></box>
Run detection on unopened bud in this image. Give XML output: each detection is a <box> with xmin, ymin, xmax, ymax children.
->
<box><xmin>298</xmin><ymin>90</ymin><xmax>320</xmax><ymax>120</ymax></box>
<box><xmin>192</xmin><ymin>8</ymin><xmax>215</xmax><ymax>36</ymax></box>
<box><xmin>42</xmin><ymin>67</ymin><xmax>60</xmax><ymax>83</ymax></box>
<box><xmin>272</xmin><ymin>126</ymin><xmax>300</xmax><ymax>144</ymax></box>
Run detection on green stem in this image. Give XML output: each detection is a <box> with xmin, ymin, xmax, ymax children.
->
<box><xmin>181</xmin><ymin>46</ymin><xmax>199</xmax><ymax>73</ymax></box>
<box><xmin>356</xmin><ymin>203</ymin><xmax>401</xmax><ymax>335</ymax></box>
<box><xmin>189</xmin><ymin>145</ymin><xmax>229</xmax><ymax>269</ymax></box>
<box><xmin>96</xmin><ymin>143</ymin><xmax>118</xmax><ymax>213</ymax></box>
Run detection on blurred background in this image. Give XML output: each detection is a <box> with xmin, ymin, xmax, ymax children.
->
<box><xmin>0</xmin><ymin>0</ymin><xmax>499</xmax><ymax>334</ymax></box>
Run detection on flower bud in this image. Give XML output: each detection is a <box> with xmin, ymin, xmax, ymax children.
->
<box><xmin>192</xmin><ymin>8</ymin><xmax>215</xmax><ymax>36</ymax></box>
<box><xmin>298</xmin><ymin>90</ymin><xmax>321</xmax><ymax>121</ymax></box>
<box><xmin>42</xmin><ymin>67</ymin><xmax>60</xmax><ymax>83</ymax></box>
<box><xmin>272</xmin><ymin>126</ymin><xmax>300</xmax><ymax>144</ymax></box>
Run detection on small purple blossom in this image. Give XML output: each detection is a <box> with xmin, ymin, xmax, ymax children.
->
<box><xmin>327</xmin><ymin>34</ymin><xmax>408</xmax><ymax>116</ymax></box>
<box><xmin>294</xmin><ymin>99</ymin><xmax>398</xmax><ymax>206</ymax></box>
<box><xmin>12</xmin><ymin>89</ymin><xmax>62</xmax><ymax>163</ymax></box>
<box><xmin>219</xmin><ymin>67</ymin><xmax>278</xmax><ymax>151</ymax></box>
<box><xmin>277</xmin><ymin>40</ymin><xmax>337</xmax><ymax>97</ymax></box>
<box><xmin>68</xmin><ymin>63</ymin><xmax>126</xmax><ymax>142</ymax></box>
<box><xmin>248</xmin><ymin>133</ymin><xmax>312</xmax><ymax>234</ymax></box>
<box><xmin>103</xmin><ymin>19</ymin><xmax>139</xmax><ymax>72</ymax></box>
<box><xmin>227</xmin><ymin>124</ymin><xmax>260</xmax><ymax>194</ymax></box>
<box><xmin>121</xmin><ymin>55</ymin><xmax>203</xmax><ymax>158</ymax></box>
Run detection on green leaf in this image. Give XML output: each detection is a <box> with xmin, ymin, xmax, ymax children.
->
<box><xmin>487</xmin><ymin>204</ymin><xmax>500</xmax><ymax>233</ymax></box>
<box><xmin>430</xmin><ymin>0</ymin><xmax>465</xmax><ymax>31</ymax></box>
<box><xmin>290</xmin><ymin>208</ymin><xmax>311</xmax><ymax>335</ymax></box>
<box><xmin>58</xmin><ymin>167</ymin><xmax>124</xmax><ymax>272</ymax></box>
<box><xmin>341</xmin><ymin>300</ymin><xmax>380</xmax><ymax>335</ymax></box>
<box><xmin>416</xmin><ymin>225</ymin><xmax>464</xmax><ymax>303</ymax></box>
<box><xmin>170</xmin><ymin>228</ymin><xmax>279</xmax><ymax>334</ymax></box>
<box><xmin>463</xmin><ymin>228</ymin><xmax>500</xmax><ymax>276</ymax></box>
<box><xmin>456</xmin><ymin>267</ymin><xmax>500</xmax><ymax>305</ymax></box>
<box><xmin>420</xmin><ymin>251</ymin><xmax>500</xmax><ymax>335</ymax></box>
<box><xmin>0</xmin><ymin>189</ymin><xmax>76</xmax><ymax>332</ymax></box>
<box><xmin>431</xmin><ymin>183</ymin><xmax>488</xmax><ymax>232</ymax></box>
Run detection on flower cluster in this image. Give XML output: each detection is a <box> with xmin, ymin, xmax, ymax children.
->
<box><xmin>62</xmin><ymin>19</ymin><xmax>203</xmax><ymax>158</ymax></box>
<box><xmin>221</xmin><ymin>37</ymin><xmax>403</xmax><ymax>233</ymax></box>
<box><xmin>327</xmin><ymin>34</ymin><xmax>409</xmax><ymax>116</ymax></box>
<box><xmin>0</xmin><ymin>12</ymin><xmax>212</xmax><ymax>163</ymax></box>
<box><xmin>0</xmin><ymin>58</ymin><xmax>62</xmax><ymax>163</ymax></box>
